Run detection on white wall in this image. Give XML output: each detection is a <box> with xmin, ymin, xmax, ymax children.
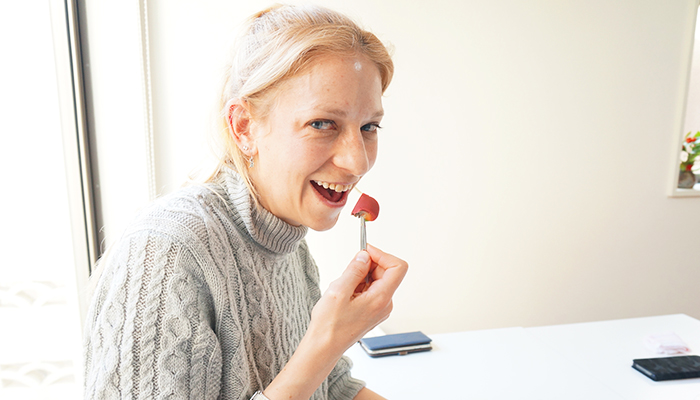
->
<box><xmin>685</xmin><ymin>12</ymin><xmax>700</xmax><ymax>133</ymax></box>
<box><xmin>95</xmin><ymin>0</ymin><xmax>700</xmax><ymax>335</ymax></box>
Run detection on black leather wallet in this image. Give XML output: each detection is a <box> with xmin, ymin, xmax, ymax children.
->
<box><xmin>359</xmin><ymin>331</ymin><xmax>432</xmax><ymax>357</ymax></box>
<box><xmin>632</xmin><ymin>355</ymin><xmax>700</xmax><ymax>381</ymax></box>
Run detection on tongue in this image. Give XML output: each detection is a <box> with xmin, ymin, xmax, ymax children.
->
<box><xmin>327</xmin><ymin>189</ymin><xmax>342</xmax><ymax>202</ymax></box>
<box><xmin>313</xmin><ymin>182</ymin><xmax>343</xmax><ymax>202</ymax></box>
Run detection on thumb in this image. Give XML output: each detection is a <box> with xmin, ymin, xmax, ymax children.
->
<box><xmin>333</xmin><ymin>250</ymin><xmax>371</xmax><ymax>295</ymax></box>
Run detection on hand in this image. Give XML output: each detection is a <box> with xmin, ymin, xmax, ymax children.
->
<box><xmin>308</xmin><ymin>244</ymin><xmax>408</xmax><ymax>354</ymax></box>
<box><xmin>262</xmin><ymin>245</ymin><xmax>407</xmax><ymax>400</ymax></box>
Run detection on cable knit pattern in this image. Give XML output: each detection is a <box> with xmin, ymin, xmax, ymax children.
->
<box><xmin>83</xmin><ymin>167</ymin><xmax>365</xmax><ymax>399</ymax></box>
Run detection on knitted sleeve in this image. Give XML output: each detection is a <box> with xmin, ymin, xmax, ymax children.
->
<box><xmin>326</xmin><ymin>356</ymin><xmax>366</xmax><ymax>400</ymax></box>
<box><xmin>83</xmin><ymin>230</ymin><xmax>223</xmax><ymax>400</ymax></box>
<box><xmin>298</xmin><ymin>241</ymin><xmax>366</xmax><ymax>400</ymax></box>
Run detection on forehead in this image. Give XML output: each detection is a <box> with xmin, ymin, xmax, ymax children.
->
<box><xmin>301</xmin><ymin>53</ymin><xmax>379</xmax><ymax>81</ymax></box>
<box><xmin>272</xmin><ymin>54</ymin><xmax>384</xmax><ymax>114</ymax></box>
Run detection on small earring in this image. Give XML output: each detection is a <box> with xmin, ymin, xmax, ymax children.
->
<box><xmin>248</xmin><ymin>155</ymin><xmax>254</xmax><ymax>169</ymax></box>
<box><xmin>242</xmin><ymin>145</ymin><xmax>249</xmax><ymax>152</ymax></box>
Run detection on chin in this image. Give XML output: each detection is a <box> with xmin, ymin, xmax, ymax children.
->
<box><xmin>306</xmin><ymin>214</ymin><xmax>341</xmax><ymax>232</ymax></box>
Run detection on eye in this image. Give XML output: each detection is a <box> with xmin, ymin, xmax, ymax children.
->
<box><xmin>309</xmin><ymin>120</ymin><xmax>336</xmax><ymax>130</ymax></box>
<box><xmin>361</xmin><ymin>123</ymin><xmax>382</xmax><ymax>133</ymax></box>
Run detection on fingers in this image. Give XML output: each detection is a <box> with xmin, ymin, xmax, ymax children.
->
<box><xmin>365</xmin><ymin>244</ymin><xmax>408</xmax><ymax>294</ymax></box>
<box><xmin>328</xmin><ymin>245</ymin><xmax>408</xmax><ymax>301</ymax></box>
<box><xmin>330</xmin><ymin>250</ymin><xmax>372</xmax><ymax>297</ymax></box>
<box><xmin>366</xmin><ymin>244</ymin><xmax>406</xmax><ymax>271</ymax></box>
<box><xmin>313</xmin><ymin>247</ymin><xmax>406</xmax><ymax>349</ymax></box>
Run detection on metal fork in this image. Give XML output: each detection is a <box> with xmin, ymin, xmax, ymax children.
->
<box><xmin>356</xmin><ymin>214</ymin><xmax>370</xmax><ymax>284</ymax></box>
<box><xmin>359</xmin><ymin>217</ymin><xmax>367</xmax><ymax>251</ymax></box>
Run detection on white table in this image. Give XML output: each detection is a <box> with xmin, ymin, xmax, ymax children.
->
<box><xmin>344</xmin><ymin>314</ymin><xmax>700</xmax><ymax>399</ymax></box>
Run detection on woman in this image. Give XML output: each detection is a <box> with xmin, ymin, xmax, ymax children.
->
<box><xmin>83</xmin><ymin>4</ymin><xmax>407</xmax><ymax>400</ymax></box>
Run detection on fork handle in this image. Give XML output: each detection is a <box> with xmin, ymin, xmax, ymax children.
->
<box><xmin>360</xmin><ymin>217</ymin><xmax>367</xmax><ymax>250</ymax></box>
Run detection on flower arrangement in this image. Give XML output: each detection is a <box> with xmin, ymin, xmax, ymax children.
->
<box><xmin>680</xmin><ymin>131</ymin><xmax>700</xmax><ymax>172</ymax></box>
<box><xmin>679</xmin><ymin>131</ymin><xmax>700</xmax><ymax>188</ymax></box>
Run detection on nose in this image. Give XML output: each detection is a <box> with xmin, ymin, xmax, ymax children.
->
<box><xmin>333</xmin><ymin>128</ymin><xmax>375</xmax><ymax>177</ymax></box>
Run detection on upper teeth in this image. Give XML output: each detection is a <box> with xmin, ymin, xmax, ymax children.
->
<box><xmin>314</xmin><ymin>180</ymin><xmax>352</xmax><ymax>193</ymax></box>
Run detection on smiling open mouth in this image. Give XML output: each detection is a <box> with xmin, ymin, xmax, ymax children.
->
<box><xmin>311</xmin><ymin>180</ymin><xmax>351</xmax><ymax>203</ymax></box>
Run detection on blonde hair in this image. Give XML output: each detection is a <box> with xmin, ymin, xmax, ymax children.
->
<box><xmin>208</xmin><ymin>4</ymin><xmax>394</xmax><ymax>199</ymax></box>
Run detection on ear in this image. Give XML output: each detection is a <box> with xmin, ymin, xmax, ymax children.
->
<box><xmin>226</xmin><ymin>99</ymin><xmax>256</xmax><ymax>156</ymax></box>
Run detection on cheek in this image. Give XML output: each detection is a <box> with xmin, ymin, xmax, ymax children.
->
<box><xmin>366</xmin><ymin>141</ymin><xmax>379</xmax><ymax>169</ymax></box>
<box><xmin>296</xmin><ymin>142</ymin><xmax>333</xmax><ymax>169</ymax></box>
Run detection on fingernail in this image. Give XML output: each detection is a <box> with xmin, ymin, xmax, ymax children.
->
<box><xmin>355</xmin><ymin>251</ymin><xmax>370</xmax><ymax>263</ymax></box>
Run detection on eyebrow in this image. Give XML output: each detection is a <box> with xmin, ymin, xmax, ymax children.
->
<box><xmin>318</xmin><ymin>107</ymin><xmax>385</xmax><ymax>119</ymax></box>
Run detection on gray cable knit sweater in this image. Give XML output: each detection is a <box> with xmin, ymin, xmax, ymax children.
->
<box><xmin>83</xmin><ymin>168</ymin><xmax>365</xmax><ymax>400</ymax></box>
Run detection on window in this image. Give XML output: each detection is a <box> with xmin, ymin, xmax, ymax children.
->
<box><xmin>672</xmin><ymin>4</ymin><xmax>700</xmax><ymax>196</ymax></box>
<box><xmin>0</xmin><ymin>1</ymin><xmax>84</xmax><ymax>399</ymax></box>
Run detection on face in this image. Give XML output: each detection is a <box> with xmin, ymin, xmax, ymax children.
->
<box><xmin>248</xmin><ymin>54</ymin><xmax>384</xmax><ymax>231</ymax></box>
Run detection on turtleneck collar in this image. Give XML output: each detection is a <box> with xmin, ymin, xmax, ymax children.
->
<box><xmin>219</xmin><ymin>167</ymin><xmax>307</xmax><ymax>255</ymax></box>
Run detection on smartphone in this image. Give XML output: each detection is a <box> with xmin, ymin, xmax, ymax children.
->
<box><xmin>359</xmin><ymin>331</ymin><xmax>432</xmax><ymax>357</ymax></box>
<box><xmin>632</xmin><ymin>355</ymin><xmax>700</xmax><ymax>381</ymax></box>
